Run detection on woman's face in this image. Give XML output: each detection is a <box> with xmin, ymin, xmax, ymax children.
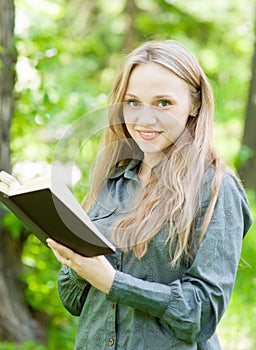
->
<box><xmin>123</xmin><ymin>62</ymin><xmax>195</xmax><ymax>162</ymax></box>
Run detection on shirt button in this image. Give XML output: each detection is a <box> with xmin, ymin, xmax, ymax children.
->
<box><xmin>109</xmin><ymin>338</ymin><xmax>115</xmax><ymax>346</ymax></box>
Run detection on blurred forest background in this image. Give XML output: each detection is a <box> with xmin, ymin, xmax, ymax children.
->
<box><xmin>0</xmin><ymin>0</ymin><xmax>256</xmax><ymax>349</ymax></box>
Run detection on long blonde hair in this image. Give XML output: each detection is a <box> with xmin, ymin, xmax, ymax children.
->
<box><xmin>82</xmin><ymin>40</ymin><xmax>225</xmax><ymax>266</ymax></box>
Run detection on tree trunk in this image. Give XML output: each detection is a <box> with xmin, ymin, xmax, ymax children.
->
<box><xmin>123</xmin><ymin>0</ymin><xmax>139</xmax><ymax>50</ymax></box>
<box><xmin>0</xmin><ymin>0</ymin><xmax>46</xmax><ymax>342</ymax></box>
<box><xmin>0</xmin><ymin>223</ymin><xmax>46</xmax><ymax>342</ymax></box>
<box><xmin>238</xmin><ymin>32</ymin><xmax>256</xmax><ymax>190</ymax></box>
<box><xmin>0</xmin><ymin>0</ymin><xmax>14</xmax><ymax>173</ymax></box>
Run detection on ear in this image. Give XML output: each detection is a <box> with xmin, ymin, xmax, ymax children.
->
<box><xmin>189</xmin><ymin>103</ymin><xmax>200</xmax><ymax>117</ymax></box>
<box><xmin>190</xmin><ymin>111</ymin><xmax>198</xmax><ymax>118</ymax></box>
<box><xmin>189</xmin><ymin>101</ymin><xmax>199</xmax><ymax>118</ymax></box>
<box><xmin>189</xmin><ymin>109</ymin><xmax>199</xmax><ymax>118</ymax></box>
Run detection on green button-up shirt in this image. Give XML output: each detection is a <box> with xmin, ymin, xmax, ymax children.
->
<box><xmin>58</xmin><ymin>159</ymin><xmax>253</xmax><ymax>349</ymax></box>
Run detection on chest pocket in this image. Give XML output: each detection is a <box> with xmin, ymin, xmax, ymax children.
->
<box><xmin>87</xmin><ymin>205</ymin><xmax>118</xmax><ymax>242</ymax></box>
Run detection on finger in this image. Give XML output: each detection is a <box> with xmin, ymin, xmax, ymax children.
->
<box><xmin>49</xmin><ymin>246</ymin><xmax>65</xmax><ymax>263</ymax></box>
<box><xmin>50</xmin><ymin>246</ymin><xmax>71</xmax><ymax>267</ymax></box>
<box><xmin>47</xmin><ymin>238</ymin><xmax>74</xmax><ymax>259</ymax></box>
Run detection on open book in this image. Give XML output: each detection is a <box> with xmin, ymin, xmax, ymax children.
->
<box><xmin>0</xmin><ymin>170</ymin><xmax>116</xmax><ymax>257</ymax></box>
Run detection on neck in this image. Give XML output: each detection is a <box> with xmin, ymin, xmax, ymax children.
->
<box><xmin>138</xmin><ymin>162</ymin><xmax>151</xmax><ymax>185</ymax></box>
<box><xmin>143</xmin><ymin>152</ymin><xmax>164</xmax><ymax>169</ymax></box>
<box><xmin>138</xmin><ymin>153</ymin><xmax>163</xmax><ymax>185</ymax></box>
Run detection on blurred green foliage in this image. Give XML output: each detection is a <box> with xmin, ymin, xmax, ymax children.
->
<box><xmin>1</xmin><ymin>0</ymin><xmax>255</xmax><ymax>348</ymax></box>
<box><xmin>0</xmin><ymin>341</ymin><xmax>46</xmax><ymax>350</ymax></box>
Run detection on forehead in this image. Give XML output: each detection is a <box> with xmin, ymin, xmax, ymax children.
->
<box><xmin>126</xmin><ymin>62</ymin><xmax>190</xmax><ymax>96</ymax></box>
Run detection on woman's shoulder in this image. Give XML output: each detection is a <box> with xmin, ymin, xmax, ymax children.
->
<box><xmin>203</xmin><ymin>166</ymin><xmax>245</xmax><ymax>195</ymax></box>
<box><xmin>202</xmin><ymin>166</ymin><xmax>250</xmax><ymax>212</ymax></box>
<box><xmin>203</xmin><ymin>166</ymin><xmax>253</xmax><ymax>235</ymax></box>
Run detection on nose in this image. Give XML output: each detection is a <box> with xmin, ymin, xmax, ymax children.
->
<box><xmin>138</xmin><ymin>105</ymin><xmax>157</xmax><ymax>125</ymax></box>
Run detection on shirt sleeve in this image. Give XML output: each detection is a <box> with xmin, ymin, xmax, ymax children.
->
<box><xmin>106</xmin><ymin>172</ymin><xmax>253</xmax><ymax>344</ymax></box>
<box><xmin>58</xmin><ymin>265</ymin><xmax>91</xmax><ymax>316</ymax></box>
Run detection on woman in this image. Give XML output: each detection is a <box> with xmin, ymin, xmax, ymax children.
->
<box><xmin>47</xmin><ymin>40</ymin><xmax>253</xmax><ymax>349</ymax></box>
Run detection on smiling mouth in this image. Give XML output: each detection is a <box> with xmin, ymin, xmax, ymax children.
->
<box><xmin>137</xmin><ymin>130</ymin><xmax>163</xmax><ymax>140</ymax></box>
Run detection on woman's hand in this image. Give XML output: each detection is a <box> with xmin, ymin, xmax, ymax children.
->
<box><xmin>46</xmin><ymin>238</ymin><xmax>116</xmax><ymax>294</ymax></box>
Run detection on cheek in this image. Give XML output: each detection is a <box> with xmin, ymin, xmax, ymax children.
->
<box><xmin>165</xmin><ymin>108</ymin><xmax>189</xmax><ymax>130</ymax></box>
<box><xmin>163</xmin><ymin>117</ymin><xmax>187</xmax><ymax>142</ymax></box>
<box><xmin>123</xmin><ymin>108</ymin><xmax>138</xmax><ymax>125</ymax></box>
<box><xmin>123</xmin><ymin>116</ymin><xmax>135</xmax><ymax>138</ymax></box>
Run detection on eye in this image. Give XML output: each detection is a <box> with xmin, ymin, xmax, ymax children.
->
<box><xmin>157</xmin><ymin>100</ymin><xmax>171</xmax><ymax>108</ymax></box>
<box><xmin>125</xmin><ymin>100</ymin><xmax>141</xmax><ymax>108</ymax></box>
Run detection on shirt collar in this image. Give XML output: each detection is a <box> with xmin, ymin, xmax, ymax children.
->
<box><xmin>109</xmin><ymin>158</ymin><xmax>141</xmax><ymax>181</ymax></box>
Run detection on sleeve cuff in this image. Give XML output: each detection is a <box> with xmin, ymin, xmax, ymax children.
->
<box><xmin>107</xmin><ymin>271</ymin><xmax>171</xmax><ymax>317</ymax></box>
<box><xmin>66</xmin><ymin>266</ymin><xmax>88</xmax><ymax>290</ymax></box>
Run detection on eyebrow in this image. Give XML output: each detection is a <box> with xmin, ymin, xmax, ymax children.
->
<box><xmin>124</xmin><ymin>93</ymin><xmax>176</xmax><ymax>99</ymax></box>
<box><xmin>124</xmin><ymin>93</ymin><xmax>139</xmax><ymax>99</ymax></box>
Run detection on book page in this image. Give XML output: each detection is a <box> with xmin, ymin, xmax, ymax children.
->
<box><xmin>0</xmin><ymin>171</ymin><xmax>51</xmax><ymax>196</ymax></box>
<box><xmin>0</xmin><ymin>171</ymin><xmax>21</xmax><ymax>195</ymax></box>
<box><xmin>11</xmin><ymin>176</ymin><xmax>51</xmax><ymax>195</ymax></box>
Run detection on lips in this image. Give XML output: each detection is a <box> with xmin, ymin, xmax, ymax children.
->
<box><xmin>137</xmin><ymin>130</ymin><xmax>163</xmax><ymax>140</ymax></box>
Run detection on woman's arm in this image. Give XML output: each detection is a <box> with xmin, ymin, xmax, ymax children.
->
<box><xmin>57</xmin><ymin>265</ymin><xmax>91</xmax><ymax>316</ymax></box>
<box><xmin>48</xmin><ymin>239</ymin><xmax>116</xmax><ymax>315</ymax></box>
